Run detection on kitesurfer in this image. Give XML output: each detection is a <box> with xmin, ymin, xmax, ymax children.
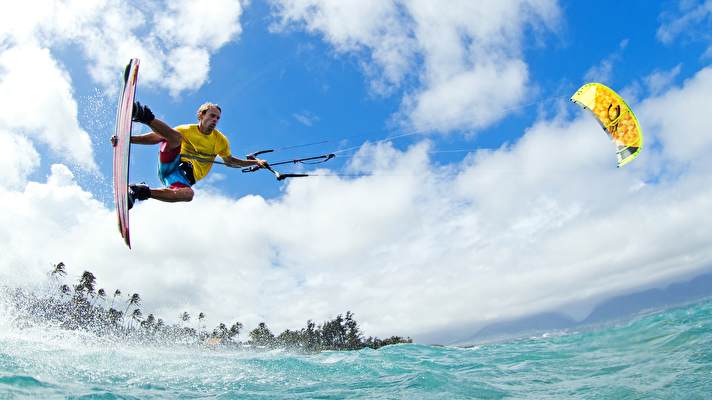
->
<box><xmin>126</xmin><ymin>101</ymin><xmax>268</xmax><ymax>209</ymax></box>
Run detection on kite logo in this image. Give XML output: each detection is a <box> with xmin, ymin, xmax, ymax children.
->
<box><xmin>606</xmin><ymin>103</ymin><xmax>622</xmax><ymax>139</ymax></box>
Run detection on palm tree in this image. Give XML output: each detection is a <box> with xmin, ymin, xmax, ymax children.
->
<box><xmin>108</xmin><ymin>308</ymin><xmax>123</xmax><ymax>326</ymax></box>
<box><xmin>228</xmin><ymin>321</ymin><xmax>243</xmax><ymax>341</ymax></box>
<box><xmin>75</xmin><ymin>271</ymin><xmax>96</xmax><ymax>301</ymax></box>
<box><xmin>213</xmin><ymin>323</ymin><xmax>228</xmax><ymax>339</ymax></box>
<box><xmin>131</xmin><ymin>308</ymin><xmax>143</xmax><ymax>329</ymax></box>
<box><xmin>320</xmin><ymin>315</ymin><xmax>345</xmax><ymax>348</ymax></box>
<box><xmin>198</xmin><ymin>312</ymin><xmax>205</xmax><ymax>331</ymax></box>
<box><xmin>249</xmin><ymin>322</ymin><xmax>275</xmax><ymax>346</ymax></box>
<box><xmin>59</xmin><ymin>284</ymin><xmax>71</xmax><ymax>297</ymax></box>
<box><xmin>141</xmin><ymin>313</ymin><xmax>155</xmax><ymax>330</ymax></box>
<box><xmin>111</xmin><ymin>289</ymin><xmax>121</xmax><ymax>308</ymax></box>
<box><xmin>95</xmin><ymin>289</ymin><xmax>106</xmax><ymax>307</ymax></box>
<box><xmin>303</xmin><ymin>319</ymin><xmax>319</xmax><ymax>351</ymax></box>
<box><xmin>79</xmin><ymin>271</ymin><xmax>96</xmax><ymax>292</ymax></box>
<box><xmin>51</xmin><ymin>262</ymin><xmax>67</xmax><ymax>279</ymax></box>
<box><xmin>125</xmin><ymin>293</ymin><xmax>141</xmax><ymax>315</ymax></box>
<box><xmin>344</xmin><ymin>311</ymin><xmax>361</xmax><ymax>350</ymax></box>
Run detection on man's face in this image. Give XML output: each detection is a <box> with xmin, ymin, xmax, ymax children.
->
<box><xmin>199</xmin><ymin>107</ymin><xmax>221</xmax><ymax>133</ymax></box>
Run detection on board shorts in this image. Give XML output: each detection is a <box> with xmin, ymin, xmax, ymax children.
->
<box><xmin>158</xmin><ymin>140</ymin><xmax>195</xmax><ymax>188</ymax></box>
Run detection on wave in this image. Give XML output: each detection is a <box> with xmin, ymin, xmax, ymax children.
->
<box><xmin>1</xmin><ymin>286</ymin><xmax>710</xmax><ymax>398</ymax></box>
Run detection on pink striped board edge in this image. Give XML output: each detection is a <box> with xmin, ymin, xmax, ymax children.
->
<box><xmin>112</xmin><ymin>59</ymin><xmax>140</xmax><ymax>249</ymax></box>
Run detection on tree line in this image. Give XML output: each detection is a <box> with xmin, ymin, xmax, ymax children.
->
<box><xmin>3</xmin><ymin>262</ymin><xmax>411</xmax><ymax>351</ymax></box>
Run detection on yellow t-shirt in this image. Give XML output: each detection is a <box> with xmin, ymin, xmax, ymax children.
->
<box><xmin>175</xmin><ymin>124</ymin><xmax>231</xmax><ymax>183</ymax></box>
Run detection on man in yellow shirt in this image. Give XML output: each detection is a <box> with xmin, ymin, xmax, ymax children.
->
<box><xmin>127</xmin><ymin>101</ymin><xmax>268</xmax><ymax>208</ymax></box>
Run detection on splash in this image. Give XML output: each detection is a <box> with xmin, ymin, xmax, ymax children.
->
<box><xmin>75</xmin><ymin>87</ymin><xmax>114</xmax><ymax>205</ymax></box>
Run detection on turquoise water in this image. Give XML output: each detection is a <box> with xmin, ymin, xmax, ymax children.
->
<box><xmin>1</xmin><ymin>299</ymin><xmax>710</xmax><ymax>399</ymax></box>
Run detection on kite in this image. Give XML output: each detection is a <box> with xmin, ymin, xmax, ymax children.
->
<box><xmin>571</xmin><ymin>83</ymin><xmax>643</xmax><ymax>167</ymax></box>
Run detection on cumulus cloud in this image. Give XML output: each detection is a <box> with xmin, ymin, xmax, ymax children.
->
<box><xmin>154</xmin><ymin>0</ymin><xmax>245</xmax><ymax>50</ymax></box>
<box><xmin>2</xmin><ymin>66</ymin><xmax>712</xmax><ymax>343</ymax></box>
<box><xmin>271</xmin><ymin>0</ymin><xmax>415</xmax><ymax>92</ymax></box>
<box><xmin>0</xmin><ymin>0</ymin><xmax>247</xmax><ymax>95</ymax></box>
<box><xmin>0</xmin><ymin>165</ymin><xmax>110</xmax><ymax>287</ymax></box>
<box><xmin>638</xmin><ymin>66</ymin><xmax>712</xmax><ymax>167</ymax></box>
<box><xmin>0</xmin><ymin>45</ymin><xmax>96</xmax><ymax>171</ymax></box>
<box><xmin>0</xmin><ymin>130</ymin><xmax>40</xmax><ymax>189</ymax></box>
<box><xmin>404</xmin><ymin>59</ymin><xmax>529</xmax><ymax>132</ymax></box>
<box><xmin>271</xmin><ymin>0</ymin><xmax>561</xmax><ymax>133</ymax></box>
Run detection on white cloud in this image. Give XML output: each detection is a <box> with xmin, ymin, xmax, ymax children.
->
<box><xmin>2</xmin><ymin>63</ymin><xmax>712</xmax><ymax>343</ymax></box>
<box><xmin>644</xmin><ymin>64</ymin><xmax>682</xmax><ymax>96</ymax></box>
<box><xmin>293</xmin><ymin>111</ymin><xmax>319</xmax><ymax>126</ymax></box>
<box><xmin>163</xmin><ymin>46</ymin><xmax>212</xmax><ymax>95</ymax></box>
<box><xmin>404</xmin><ymin>59</ymin><xmax>528</xmax><ymax>132</ymax></box>
<box><xmin>584</xmin><ymin>59</ymin><xmax>614</xmax><ymax>85</ymax></box>
<box><xmin>0</xmin><ymin>0</ymin><xmax>247</xmax><ymax>95</ymax></box>
<box><xmin>271</xmin><ymin>0</ymin><xmax>561</xmax><ymax>133</ymax></box>
<box><xmin>152</xmin><ymin>0</ymin><xmax>246</xmax><ymax>95</ymax></box>
<box><xmin>0</xmin><ymin>164</ymin><xmax>110</xmax><ymax>287</ymax></box>
<box><xmin>638</xmin><ymin>66</ymin><xmax>712</xmax><ymax>166</ymax></box>
<box><xmin>658</xmin><ymin>0</ymin><xmax>712</xmax><ymax>57</ymax></box>
<box><xmin>657</xmin><ymin>0</ymin><xmax>712</xmax><ymax>43</ymax></box>
<box><xmin>271</xmin><ymin>0</ymin><xmax>415</xmax><ymax>92</ymax></box>
<box><xmin>154</xmin><ymin>0</ymin><xmax>245</xmax><ymax>50</ymax></box>
<box><xmin>583</xmin><ymin>39</ymin><xmax>629</xmax><ymax>84</ymax></box>
<box><xmin>0</xmin><ymin>130</ymin><xmax>40</xmax><ymax>189</ymax></box>
<box><xmin>0</xmin><ymin>45</ymin><xmax>96</xmax><ymax>171</ymax></box>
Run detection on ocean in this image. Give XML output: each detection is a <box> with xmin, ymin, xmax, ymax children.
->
<box><xmin>1</xmin><ymin>296</ymin><xmax>710</xmax><ymax>399</ymax></box>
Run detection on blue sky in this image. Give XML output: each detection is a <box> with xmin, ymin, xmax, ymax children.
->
<box><xmin>2</xmin><ymin>0</ymin><xmax>712</xmax><ymax>343</ymax></box>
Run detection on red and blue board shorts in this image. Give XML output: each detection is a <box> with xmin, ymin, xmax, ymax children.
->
<box><xmin>158</xmin><ymin>141</ymin><xmax>194</xmax><ymax>189</ymax></box>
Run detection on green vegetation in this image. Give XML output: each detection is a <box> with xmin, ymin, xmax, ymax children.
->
<box><xmin>3</xmin><ymin>262</ymin><xmax>411</xmax><ymax>351</ymax></box>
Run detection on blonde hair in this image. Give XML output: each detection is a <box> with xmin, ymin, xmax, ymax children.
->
<box><xmin>196</xmin><ymin>102</ymin><xmax>222</xmax><ymax>119</ymax></box>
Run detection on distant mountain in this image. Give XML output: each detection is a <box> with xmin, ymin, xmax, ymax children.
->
<box><xmin>582</xmin><ymin>273</ymin><xmax>712</xmax><ymax>324</ymax></box>
<box><xmin>457</xmin><ymin>272</ymin><xmax>712</xmax><ymax>345</ymax></box>
<box><xmin>469</xmin><ymin>312</ymin><xmax>576</xmax><ymax>342</ymax></box>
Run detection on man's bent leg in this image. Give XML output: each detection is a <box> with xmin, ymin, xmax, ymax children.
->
<box><xmin>149</xmin><ymin>186</ymin><xmax>194</xmax><ymax>202</ymax></box>
<box><xmin>133</xmin><ymin>102</ymin><xmax>182</xmax><ymax>150</ymax></box>
<box><xmin>148</xmin><ymin>119</ymin><xmax>183</xmax><ymax>150</ymax></box>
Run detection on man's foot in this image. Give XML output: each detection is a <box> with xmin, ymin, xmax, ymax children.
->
<box><xmin>127</xmin><ymin>184</ymin><xmax>151</xmax><ymax>210</ymax></box>
<box><xmin>132</xmin><ymin>101</ymin><xmax>155</xmax><ymax>124</ymax></box>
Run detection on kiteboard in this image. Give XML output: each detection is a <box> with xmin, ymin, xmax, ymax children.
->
<box><xmin>112</xmin><ymin>58</ymin><xmax>140</xmax><ymax>248</ymax></box>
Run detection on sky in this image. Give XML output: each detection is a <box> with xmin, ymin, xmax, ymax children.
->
<box><xmin>1</xmin><ymin>0</ymin><xmax>712</xmax><ymax>344</ymax></box>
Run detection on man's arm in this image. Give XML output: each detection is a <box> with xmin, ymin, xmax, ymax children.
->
<box><xmin>222</xmin><ymin>155</ymin><xmax>268</xmax><ymax>169</ymax></box>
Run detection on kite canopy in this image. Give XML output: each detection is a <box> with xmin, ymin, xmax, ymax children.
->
<box><xmin>571</xmin><ymin>83</ymin><xmax>643</xmax><ymax>167</ymax></box>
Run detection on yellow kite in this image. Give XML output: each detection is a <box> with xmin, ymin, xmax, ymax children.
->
<box><xmin>571</xmin><ymin>83</ymin><xmax>643</xmax><ymax>167</ymax></box>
